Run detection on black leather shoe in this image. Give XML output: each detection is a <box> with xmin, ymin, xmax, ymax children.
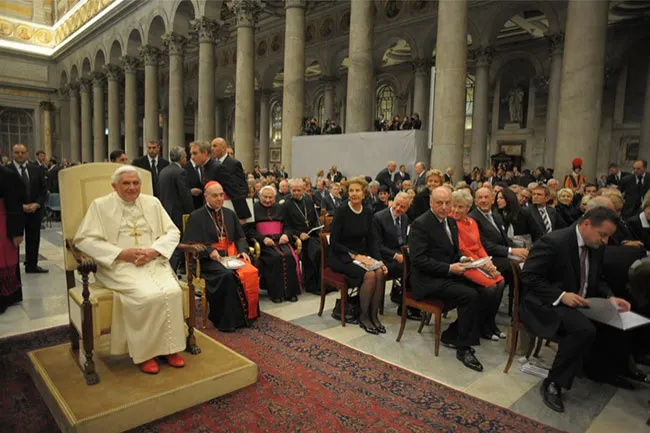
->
<box><xmin>541</xmin><ymin>380</ymin><xmax>564</xmax><ymax>413</ymax></box>
<box><xmin>288</xmin><ymin>296</ymin><xmax>298</xmax><ymax>302</ymax></box>
<box><xmin>359</xmin><ymin>322</ymin><xmax>379</xmax><ymax>335</ymax></box>
<box><xmin>456</xmin><ymin>349</ymin><xmax>483</xmax><ymax>372</ymax></box>
<box><xmin>25</xmin><ymin>265</ymin><xmax>48</xmax><ymax>274</ymax></box>
<box><xmin>271</xmin><ymin>298</ymin><xmax>283</xmax><ymax>304</ymax></box>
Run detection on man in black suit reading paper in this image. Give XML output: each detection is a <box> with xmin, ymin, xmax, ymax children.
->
<box><xmin>520</xmin><ymin>207</ymin><xmax>631</xmax><ymax>413</ymax></box>
<box><xmin>408</xmin><ymin>187</ymin><xmax>492</xmax><ymax>372</ymax></box>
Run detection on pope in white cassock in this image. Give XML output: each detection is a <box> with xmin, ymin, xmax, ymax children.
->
<box><xmin>73</xmin><ymin>165</ymin><xmax>187</xmax><ymax>374</ymax></box>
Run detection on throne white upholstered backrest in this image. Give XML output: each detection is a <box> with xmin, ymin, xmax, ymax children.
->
<box><xmin>59</xmin><ymin>163</ymin><xmax>153</xmax><ymax>271</ymax></box>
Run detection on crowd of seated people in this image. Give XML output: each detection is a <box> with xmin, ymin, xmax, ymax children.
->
<box><xmin>374</xmin><ymin>113</ymin><xmax>422</xmax><ymax>131</ymax></box>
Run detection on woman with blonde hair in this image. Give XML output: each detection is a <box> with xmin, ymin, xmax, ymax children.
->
<box><xmin>556</xmin><ymin>188</ymin><xmax>580</xmax><ymax>224</ymax></box>
<box><xmin>408</xmin><ymin>169</ymin><xmax>444</xmax><ymax>220</ymax></box>
<box><xmin>328</xmin><ymin>177</ymin><xmax>387</xmax><ymax>334</ymax></box>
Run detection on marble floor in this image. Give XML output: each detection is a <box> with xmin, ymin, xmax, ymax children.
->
<box><xmin>2</xmin><ymin>223</ymin><xmax>649</xmax><ymax>433</ymax></box>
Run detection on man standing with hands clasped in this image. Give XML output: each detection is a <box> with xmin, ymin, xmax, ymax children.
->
<box><xmin>520</xmin><ymin>207</ymin><xmax>632</xmax><ymax>413</ymax></box>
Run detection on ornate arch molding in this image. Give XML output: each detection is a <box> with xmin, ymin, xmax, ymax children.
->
<box><xmin>481</xmin><ymin>1</ymin><xmax>562</xmax><ymax>46</ymax></box>
<box><xmin>375</xmin><ymin>72</ymin><xmax>403</xmax><ymax>96</ymax></box>
<box><xmin>143</xmin><ymin>12</ymin><xmax>171</xmax><ymax>45</ymax></box>
<box><xmin>373</xmin><ymin>30</ymin><xmax>419</xmax><ymax>69</ymax></box>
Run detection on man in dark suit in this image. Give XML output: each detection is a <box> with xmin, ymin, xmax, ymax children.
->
<box><xmin>517</xmin><ymin>184</ymin><xmax>566</xmax><ymax>242</ymax></box>
<box><xmin>520</xmin><ymin>207</ymin><xmax>631</xmax><ymax>413</ymax></box>
<box><xmin>619</xmin><ymin>159</ymin><xmax>650</xmax><ymax>218</ymax></box>
<box><xmin>8</xmin><ymin>144</ymin><xmax>48</xmax><ymax>273</ymax></box>
<box><xmin>312</xmin><ymin>179</ymin><xmax>326</xmax><ymax>211</ymax></box>
<box><xmin>408</xmin><ymin>187</ymin><xmax>491</xmax><ymax>372</ymax></box>
<box><xmin>470</xmin><ymin>187</ymin><xmax>529</xmax><ymax>314</ymax></box>
<box><xmin>376</xmin><ymin>161</ymin><xmax>400</xmax><ymax>196</ymax></box>
<box><xmin>443</xmin><ymin>167</ymin><xmax>454</xmax><ymax>185</ymax></box>
<box><xmin>606</xmin><ymin>163</ymin><xmax>630</xmax><ymax>186</ymax></box>
<box><xmin>204</xmin><ymin>137</ymin><xmax>251</xmax><ymax>220</ymax></box>
<box><xmin>132</xmin><ymin>140</ymin><xmax>169</xmax><ymax>197</ymax></box>
<box><xmin>321</xmin><ymin>183</ymin><xmax>342</xmax><ymax>216</ymax></box>
<box><xmin>158</xmin><ymin>147</ymin><xmax>195</xmax><ymax>272</ymax></box>
<box><xmin>184</xmin><ymin>152</ymin><xmax>205</xmax><ymax>210</ymax></box>
<box><xmin>396</xmin><ymin>165</ymin><xmax>410</xmax><ymax>183</ymax></box>
<box><xmin>413</xmin><ymin>162</ymin><xmax>427</xmax><ymax>192</ymax></box>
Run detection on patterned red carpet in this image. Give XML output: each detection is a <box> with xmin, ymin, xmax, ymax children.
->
<box><xmin>0</xmin><ymin>314</ymin><xmax>563</xmax><ymax>433</ymax></box>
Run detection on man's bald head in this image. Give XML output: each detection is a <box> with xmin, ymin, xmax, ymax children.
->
<box><xmin>430</xmin><ymin>186</ymin><xmax>452</xmax><ymax>219</ymax></box>
<box><xmin>211</xmin><ymin>137</ymin><xmax>228</xmax><ymax>158</ymax></box>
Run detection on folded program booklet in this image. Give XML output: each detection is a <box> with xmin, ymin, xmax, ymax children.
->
<box><xmin>220</xmin><ymin>256</ymin><xmax>246</xmax><ymax>270</ymax></box>
<box><xmin>353</xmin><ymin>258</ymin><xmax>383</xmax><ymax>271</ymax></box>
<box><xmin>579</xmin><ymin>297</ymin><xmax>650</xmax><ymax>330</ymax></box>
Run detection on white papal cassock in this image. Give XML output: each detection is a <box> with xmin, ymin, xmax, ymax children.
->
<box><xmin>74</xmin><ymin>192</ymin><xmax>186</xmax><ymax>363</ymax></box>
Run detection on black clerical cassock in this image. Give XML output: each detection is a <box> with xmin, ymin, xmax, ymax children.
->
<box><xmin>282</xmin><ymin>194</ymin><xmax>321</xmax><ymax>294</ymax></box>
<box><xmin>182</xmin><ymin>204</ymin><xmax>259</xmax><ymax>331</ymax></box>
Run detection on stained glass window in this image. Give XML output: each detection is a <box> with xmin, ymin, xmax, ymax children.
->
<box><xmin>271</xmin><ymin>102</ymin><xmax>282</xmax><ymax>141</ymax></box>
<box><xmin>376</xmin><ymin>85</ymin><xmax>394</xmax><ymax>120</ymax></box>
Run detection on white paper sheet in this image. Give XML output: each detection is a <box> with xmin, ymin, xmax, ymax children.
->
<box><xmin>579</xmin><ymin>298</ymin><xmax>650</xmax><ymax>330</ymax></box>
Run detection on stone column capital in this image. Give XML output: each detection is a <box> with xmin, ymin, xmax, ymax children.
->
<box><xmin>191</xmin><ymin>17</ymin><xmax>229</xmax><ymax>44</ymax></box>
<box><xmin>259</xmin><ymin>88</ymin><xmax>273</xmax><ymax>101</ymax></box>
<box><xmin>321</xmin><ymin>75</ymin><xmax>339</xmax><ymax>87</ymax></box>
<box><xmin>40</xmin><ymin>101</ymin><xmax>54</xmax><ymax>111</ymax></box>
<box><xmin>92</xmin><ymin>71</ymin><xmax>105</xmax><ymax>86</ymax></box>
<box><xmin>103</xmin><ymin>64</ymin><xmax>122</xmax><ymax>81</ymax></box>
<box><xmin>58</xmin><ymin>85</ymin><xmax>69</xmax><ymax>98</ymax></box>
<box><xmin>68</xmin><ymin>83</ymin><xmax>79</xmax><ymax>97</ymax></box>
<box><xmin>411</xmin><ymin>58</ymin><xmax>432</xmax><ymax>73</ymax></box>
<box><xmin>79</xmin><ymin>77</ymin><xmax>93</xmax><ymax>92</ymax></box>
<box><xmin>228</xmin><ymin>0</ymin><xmax>262</xmax><ymax>28</ymax></box>
<box><xmin>470</xmin><ymin>46</ymin><xmax>494</xmax><ymax>67</ymax></box>
<box><xmin>285</xmin><ymin>0</ymin><xmax>307</xmax><ymax>10</ymax></box>
<box><xmin>121</xmin><ymin>55</ymin><xmax>140</xmax><ymax>74</ymax></box>
<box><xmin>548</xmin><ymin>32</ymin><xmax>565</xmax><ymax>55</ymax></box>
<box><xmin>139</xmin><ymin>45</ymin><xmax>162</xmax><ymax>66</ymax></box>
<box><xmin>162</xmin><ymin>32</ymin><xmax>188</xmax><ymax>56</ymax></box>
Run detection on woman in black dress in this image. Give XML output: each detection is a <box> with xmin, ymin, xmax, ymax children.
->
<box><xmin>494</xmin><ymin>188</ymin><xmax>522</xmax><ymax>238</ymax></box>
<box><xmin>248</xmin><ymin>185</ymin><xmax>301</xmax><ymax>303</ymax></box>
<box><xmin>0</xmin><ymin>165</ymin><xmax>25</xmax><ymax>314</ymax></box>
<box><xmin>328</xmin><ymin>177</ymin><xmax>387</xmax><ymax>334</ymax></box>
<box><xmin>407</xmin><ymin>169</ymin><xmax>444</xmax><ymax>221</ymax></box>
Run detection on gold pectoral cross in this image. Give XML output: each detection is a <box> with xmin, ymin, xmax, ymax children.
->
<box><xmin>129</xmin><ymin>221</ymin><xmax>142</xmax><ymax>246</ymax></box>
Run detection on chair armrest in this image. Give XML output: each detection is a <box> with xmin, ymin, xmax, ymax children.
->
<box><xmin>246</xmin><ymin>238</ymin><xmax>261</xmax><ymax>260</ymax></box>
<box><xmin>65</xmin><ymin>239</ymin><xmax>97</xmax><ymax>274</ymax></box>
<box><xmin>177</xmin><ymin>243</ymin><xmax>205</xmax><ymax>259</ymax></box>
<box><xmin>292</xmin><ymin>235</ymin><xmax>303</xmax><ymax>255</ymax></box>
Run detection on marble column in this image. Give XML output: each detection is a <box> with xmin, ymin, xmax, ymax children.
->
<box><xmin>55</xmin><ymin>90</ymin><xmax>67</xmax><ymax>159</ymax></box>
<box><xmin>259</xmin><ymin>89</ymin><xmax>271</xmax><ymax>169</ymax></box>
<box><xmin>215</xmin><ymin>99</ymin><xmax>224</xmax><ymax>137</ymax></box>
<box><xmin>555</xmin><ymin>0</ymin><xmax>608</xmax><ymax>180</ymax></box>
<box><xmin>79</xmin><ymin>77</ymin><xmax>93</xmax><ymax>163</ymax></box>
<box><xmin>161</xmin><ymin>110</ymin><xmax>169</xmax><ymax>152</ymax></box>
<box><xmin>140</xmin><ymin>45</ymin><xmax>161</xmax><ymax>144</ymax></box>
<box><xmin>68</xmin><ymin>84</ymin><xmax>81</xmax><ymax>162</ymax></box>
<box><xmin>412</xmin><ymin>58</ymin><xmax>430</xmax><ymax>129</ymax></box>
<box><xmin>121</xmin><ymin>56</ymin><xmax>139</xmax><ymax>158</ymax></box>
<box><xmin>230</xmin><ymin>0</ymin><xmax>261</xmax><ymax>171</ymax></box>
<box><xmin>470</xmin><ymin>47</ymin><xmax>492</xmax><ymax>170</ymax></box>
<box><xmin>321</xmin><ymin>76</ymin><xmax>337</xmax><ymax>122</ymax></box>
<box><xmin>640</xmin><ymin>57</ymin><xmax>650</xmax><ymax>161</ymax></box>
<box><xmin>345</xmin><ymin>0</ymin><xmax>374</xmax><ymax>133</ymax></box>
<box><xmin>431</xmin><ymin>0</ymin><xmax>468</xmax><ymax>174</ymax></box>
<box><xmin>192</xmin><ymin>17</ymin><xmax>220</xmax><ymax>142</ymax></box>
<box><xmin>104</xmin><ymin>64</ymin><xmax>121</xmax><ymax>153</ymax></box>
<box><xmin>281</xmin><ymin>0</ymin><xmax>306</xmax><ymax>170</ymax></box>
<box><xmin>39</xmin><ymin>101</ymin><xmax>53</xmax><ymax>159</ymax></box>
<box><xmin>543</xmin><ymin>33</ymin><xmax>564</xmax><ymax>167</ymax></box>
<box><xmin>92</xmin><ymin>72</ymin><xmax>106</xmax><ymax>162</ymax></box>
<box><xmin>163</xmin><ymin>33</ymin><xmax>187</xmax><ymax>150</ymax></box>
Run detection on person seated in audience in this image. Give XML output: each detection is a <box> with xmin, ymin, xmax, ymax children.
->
<box><xmin>247</xmin><ymin>185</ymin><xmax>301</xmax><ymax>304</ymax></box>
<box><xmin>374</xmin><ymin>186</ymin><xmax>390</xmax><ymax>214</ymax></box>
<box><xmin>376</xmin><ymin>161</ymin><xmax>400</xmax><ymax>196</ymax></box>
<box><xmin>411</xmin><ymin>113</ymin><xmax>422</xmax><ymax>129</ymax></box>
<box><xmin>397</xmin><ymin>164</ymin><xmax>410</xmax><ymax>182</ymax></box>
<box><xmin>374</xmin><ymin>114</ymin><xmax>387</xmax><ymax>131</ymax></box>
<box><xmin>520</xmin><ymin>207</ymin><xmax>632</xmax><ymax>413</ymax></box>
<box><xmin>183</xmin><ymin>181</ymin><xmax>260</xmax><ymax>332</ymax></box>
<box><xmin>556</xmin><ymin>188</ymin><xmax>581</xmax><ymax>225</ymax></box>
<box><xmin>516</xmin><ymin>184</ymin><xmax>566</xmax><ymax>242</ymax></box>
<box><xmin>312</xmin><ymin>179</ymin><xmax>326</xmax><ymax>211</ymax></box>
<box><xmin>494</xmin><ymin>187</ymin><xmax>524</xmax><ymax>238</ymax></box>
<box><xmin>471</xmin><ymin>187</ymin><xmax>528</xmax><ymax>316</ymax></box>
<box><xmin>276</xmin><ymin>179</ymin><xmax>290</xmax><ymax>203</ymax></box>
<box><xmin>400</xmin><ymin>116</ymin><xmax>412</xmax><ymax>130</ymax></box>
<box><xmin>408</xmin><ymin>169</ymin><xmax>444</xmax><ymax>221</ymax></box>
<box><xmin>413</xmin><ymin>161</ymin><xmax>427</xmax><ymax>191</ymax></box>
<box><xmin>109</xmin><ymin>149</ymin><xmax>128</xmax><ymax>164</ymax></box>
<box><xmin>73</xmin><ymin>166</ymin><xmax>186</xmax><ymax>374</ymax></box>
<box><xmin>406</xmin><ymin>188</ymin><xmax>416</xmax><ymax>203</ymax></box>
<box><xmin>627</xmin><ymin>191</ymin><xmax>650</xmax><ymax>250</ymax></box>
<box><xmin>401</xmin><ymin>179</ymin><xmax>413</xmax><ymax>191</ymax></box>
<box><xmin>409</xmin><ymin>187</ymin><xmax>492</xmax><ymax>372</ymax></box>
<box><xmin>372</xmin><ymin>192</ymin><xmax>420</xmax><ymax>319</ymax></box>
<box><xmin>579</xmin><ymin>194</ymin><xmax>592</xmax><ymax>214</ymax></box>
<box><xmin>322</xmin><ymin>182</ymin><xmax>343</xmax><ymax>216</ymax></box>
<box><xmin>365</xmin><ymin>180</ymin><xmax>380</xmax><ymax>208</ymax></box>
<box><xmin>451</xmin><ymin>189</ymin><xmax>506</xmax><ymax>340</ymax></box>
<box><xmin>328</xmin><ymin>177</ymin><xmax>387</xmax><ymax>334</ymax></box>
<box><xmin>327</xmin><ymin>165</ymin><xmax>343</xmax><ymax>183</ymax></box>
<box><xmin>619</xmin><ymin>159</ymin><xmax>650</xmax><ymax>218</ymax></box>
<box><xmin>283</xmin><ymin>178</ymin><xmax>322</xmax><ymax>294</ymax></box>
<box><xmin>389</xmin><ymin>116</ymin><xmax>402</xmax><ymax>130</ymax></box>
<box><xmin>517</xmin><ymin>187</ymin><xmax>531</xmax><ymax>207</ymax></box>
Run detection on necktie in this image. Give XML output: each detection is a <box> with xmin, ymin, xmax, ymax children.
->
<box><xmin>444</xmin><ymin>218</ymin><xmax>453</xmax><ymax>245</ymax></box>
<box><xmin>20</xmin><ymin>165</ymin><xmax>30</xmax><ymax>201</ymax></box>
<box><xmin>579</xmin><ymin>246</ymin><xmax>588</xmax><ymax>298</ymax></box>
<box><xmin>539</xmin><ymin>207</ymin><xmax>552</xmax><ymax>233</ymax></box>
<box><xmin>395</xmin><ymin>217</ymin><xmax>403</xmax><ymax>245</ymax></box>
<box><xmin>638</xmin><ymin>176</ymin><xmax>644</xmax><ymax>194</ymax></box>
<box><xmin>151</xmin><ymin>159</ymin><xmax>157</xmax><ymax>175</ymax></box>
<box><xmin>214</xmin><ymin>158</ymin><xmax>222</xmax><ymax>167</ymax></box>
<box><xmin>485</xmin><ymin>212</ymin><xmax>499</xmax><ymax>230</ymax></box>
<box><xmin>197</xmin><ymin>166</ymin><xmax>203</xmax><ymax>183</ymax></box>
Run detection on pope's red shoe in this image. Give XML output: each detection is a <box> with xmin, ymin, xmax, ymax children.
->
<box><xmin>165</xmin><ymin>353</ymin><xmax>185</xmax><ymax>368</ymax></box>
<box><xmin>140</xmin><ymin>359</ymin><xmax>160</xmax><ymax>374</ymax></box>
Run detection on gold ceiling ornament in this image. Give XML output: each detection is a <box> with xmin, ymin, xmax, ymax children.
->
<box><xmin>35</xmin><ymin>29</ymin><xmax>53</xmax><ymax>44</ymax></box>
<box><xmin>16</xmin><ymin>24</ymin><xmax>33</xmax><ymax>41</ymax></box>
<box><xmin>0</xmin><ymin>20</ymin><xmax>14</xmax><ymax>37</ymax></box>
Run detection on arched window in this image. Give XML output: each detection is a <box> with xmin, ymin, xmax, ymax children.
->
<box><xmin>465</xmin><ymin>74</ymin><xmax>475</xmax><ymax>130</ymax></box>
<box><xmin>316</xmin><ymin>94</ymin><xmax>326</xmax><ymax>126</ymax></box>
<box><xmin>271</xmin><ymin>102</ymin><xmax>282</xmax><ymax>142</ymax></box>
<box><xmin>0</xmin><ymin>107</ymin><xmax>34</xmax><ymax>158</ymax></box>
<box><xmin>376</xmin><ymin>85</ymin><xmax>394</xmax><ymax>120</ymax></box>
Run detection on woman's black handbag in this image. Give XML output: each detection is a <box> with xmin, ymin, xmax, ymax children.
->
<box><xmin>331</xmin><ymin>294</ymin><xmax>360</xmax><ymax>324</ymax></box>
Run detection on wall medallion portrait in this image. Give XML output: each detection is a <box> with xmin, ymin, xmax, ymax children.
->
<box><xmin>270</xmin><ymin>148</ymin><xmax>281</xmax><ymax>163</ymax></box>
<box><xmin>15</xmin><ymin>25</ymin><xmax>33</xmax><ymax>41</ymax></box>
<box><xmin>0</xmin><ymin>20</ymin><xmax>13</xmax><ymax>37</ymax></box>
<box><xmin>621</xmin><ymin>136</ymin><xmax>640</xmax><ymax>163</ymax></box>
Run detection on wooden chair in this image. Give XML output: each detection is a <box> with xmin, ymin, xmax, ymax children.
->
<box><xmin>60</xmin><ymin>163</ymin><xmax>199</xmax><ymax>385</ymax></box>
<box><xmin>503</xmin><ymin>260</ymin><xmax>539</xmax><ymax>373</ymax></box>
<box><xmin>317</xmin><ymin>233</ymin><xmax>354</xmax><ymax>326</ymax></box>
<box><xmin>395</xmin><ymin>246</ymin><xmax>446</xmax><ymax>356</ymax></box>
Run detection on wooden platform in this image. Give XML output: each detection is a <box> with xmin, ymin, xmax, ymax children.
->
<box><xmin>27</xmin><ymin>330</ymin><xmax>258</xmax><ymax>433</ymax></box>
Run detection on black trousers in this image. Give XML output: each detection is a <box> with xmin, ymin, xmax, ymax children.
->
<box><xmin>428</xmin><ymin>277</ymin><xmax>491</xmax><ymax>348</ymax></box>
<box><xmin>302</xmin><ymin>237</ymin><xmax>321</xmax><ymax>294</ymax></box>
<box><xmin>24</xmin><ymin>209</ymin><xmax>43</xmax><ymax>268</ymax></box>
